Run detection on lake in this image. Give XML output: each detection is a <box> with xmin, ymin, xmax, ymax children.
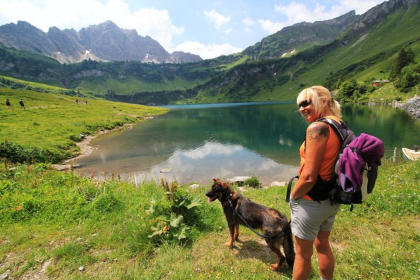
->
<box><xmin>73</xmin><ymin>102</ymin><xmax>419</xmax><ymax>185</ymax></box>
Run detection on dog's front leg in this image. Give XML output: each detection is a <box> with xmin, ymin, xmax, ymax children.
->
<box><xmin>234</xmin><ymin>224</ymin><xmax>240</xmax><ymax>241</ymax></box>
<box><xmin>225</xmin><ymin>225</ymin><xmax>236</xmax><ymax>248</ymax></box>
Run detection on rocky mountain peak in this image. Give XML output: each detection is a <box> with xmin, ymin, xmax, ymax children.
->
<box><xmin>0</xmin><ymin>20</ymin><xmax>202</xmax><ymax>64</ymax></box>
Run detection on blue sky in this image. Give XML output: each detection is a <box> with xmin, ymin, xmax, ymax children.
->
<box><xmin>0</xmin><ymin>0</ymin><xmax>385</xmax><ymax>59</ymax></box>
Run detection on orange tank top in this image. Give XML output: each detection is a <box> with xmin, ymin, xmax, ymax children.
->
<box><xmin>298</xmin><ymin>115</ymin><xmax>341</xmax><ymax>182</ymax></box>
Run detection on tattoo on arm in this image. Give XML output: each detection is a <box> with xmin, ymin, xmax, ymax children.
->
<box><xmin>307</xmin><ymin>123</ymin><xmax>329</xmax><ymax>141</ymax></box>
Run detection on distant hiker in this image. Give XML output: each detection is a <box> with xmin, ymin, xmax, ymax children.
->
<box><xmin>76</xmin><ymin>98</ymin><xmax>79</xmax><ymax>104</ymax></box>
<box><xmin>6</xmin><ymin>99</ymin><xmax>11</xmax><ymax>107</ymax></box>
<box><xmin>85</xmin><ymin>100</ymin><xmax>88</xmax><ymax>105</ymax></box>
<box><xmin>19</xmin><ymin>99</ymin><xmax>25</xmax><ymax>109</ymax></box>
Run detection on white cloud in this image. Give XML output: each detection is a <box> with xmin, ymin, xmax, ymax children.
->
<box><xmin>274</xmin><ymin>0</ymin><xmax>384</xmax><ymax>25</ymax></box>
<box><xmin>258</xmin><ymin>19</ymin><xmax>285</xmax><ymax>34</ymax></box>
<box><xmin>0</xmin><ymin>0</ymin><xmax>184</xmax><ymax>50</ymax></box>
<box><xmin>242</xmin><ymin>17</ymin><xmax>255</xmax><ymax>26</ymax></box>
<box><xmin>224</xmin><ymin>28</ymin><xmax>232</xmax><ymax>34</ymax></box>
<box><xmin>130</xmin><ymin>8</ymin><xmax>184</xmax><ymax>50</ymax></box>
<box><xmin>331</xmin><ymin>0</ymin><xmax>384</xmax><ymax>15</ymax></box>
<box><xmin>274</xmin><ymin>1</ymin><xmax>330</xmax><ymax>23</ymax></box>
<box><xmin>174</xmin><ymin>41</ymin><xmax>242</xmax><ymax>59</ymax></box>
<box><xmin>242</xmin><ymin>17</ymin><xmax>255</xmax><ymax>32</ymax></box>
<box><xmin>181</xmin><ymin>142</ymin><xmax>243</xmax><ymax>160</ymax></box>
<box><xmin>203</xmin><ymin>9</ymin><xmax>230</xmax><ymax>29</ymax></box>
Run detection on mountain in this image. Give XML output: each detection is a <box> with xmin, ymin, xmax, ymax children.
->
<box><xmin>177</xmin><ymin>0</ymin><xmax>420</xmax><ymax>104</ymax></box>
<box><xmin>0</xmin><ymin>0</ymin><xmax>419</xmax><ymax>105</ymax></box>
<box><xmin>243</xmin><ymin>11</ymin><xmax>358</xmax><ymax>60</ymax></box>
<box><xmin>0</xmin><ymin>20</ymin><xmax>202</xmax><ymax>64</ymax></box>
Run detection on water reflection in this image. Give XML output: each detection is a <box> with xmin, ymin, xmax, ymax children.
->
<box><xmin>123</xmin><ymin>141</ymin><xmax>297</xmax><ymax>184</ymax></box>
<box><xmin>74</xmin><ymin>102</ymin><xmax>419</xmax><ymax>185</ymax></box>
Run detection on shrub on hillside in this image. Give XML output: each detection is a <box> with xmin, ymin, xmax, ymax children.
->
<box><xmin>394</xmin><ymin>61</ymin><xmax>420</xmax><ymax>92</ymax></box>
<box><xmin>0</xmin><ymin>140</ymin><xmax>66</xmax><ymax>163</ymax></box>
<box><xmin>335</xmin><ymin>80</ymin><xmax>374</xmax><ymax>103</ymax></box>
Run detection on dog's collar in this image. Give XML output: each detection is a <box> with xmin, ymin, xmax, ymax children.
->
<box><xmin>229</xmin><ymin>191</ymin><xmax>240</xmax><ymax>201</ymax></box>
<box><xmin>224</xmin><ymin>192</ymin><xmax>241</xmax><ymax>208</ymax></box>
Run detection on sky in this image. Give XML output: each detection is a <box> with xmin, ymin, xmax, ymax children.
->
<box><xmin>0</xmin><ymin>0</ymin><xmax>385</xmax><ymax>59</ymax></box>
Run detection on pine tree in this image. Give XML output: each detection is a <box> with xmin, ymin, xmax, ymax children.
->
<box><xmin>391</xmin><ymin>48</ymin><xmax>415</xmax><ymax>78</ymax></box>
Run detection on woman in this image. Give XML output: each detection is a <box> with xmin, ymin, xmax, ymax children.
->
<box><xmin>290</xmin><ymin>85</ymin><xmax>342</xmax><ymax>280</ymax></box>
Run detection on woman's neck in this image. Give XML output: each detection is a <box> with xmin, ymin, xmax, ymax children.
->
<box><xmin>319</xmin><ymin>107</ymin><xmax>334</xmax><ymax>119</ymax></box>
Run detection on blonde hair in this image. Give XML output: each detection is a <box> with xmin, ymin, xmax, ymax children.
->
<box><xmin>296</xmin><ymin>85</ymin><xmax>341</xmax><ymax>118</ymax></box>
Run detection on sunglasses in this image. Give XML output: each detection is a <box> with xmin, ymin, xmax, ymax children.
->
<box><xmin>298</xmin><ymin>100</ymin><xmax>311</xmax><ymax>108</ymax></box>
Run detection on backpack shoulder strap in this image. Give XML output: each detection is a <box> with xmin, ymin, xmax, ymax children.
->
<box><xmin>316</xmin><ymin>117</ymin><xmax>346</xmax><ymax>142</ymax></box>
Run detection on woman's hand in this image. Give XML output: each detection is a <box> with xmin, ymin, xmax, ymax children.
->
<box><xmin>292</xmin><ymin>121</ymin><xmax>330</xmax><ymax>199</ymax></box>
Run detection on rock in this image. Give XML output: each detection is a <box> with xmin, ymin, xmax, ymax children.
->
<box><xmin>189</xmin><ymin>184</ymin><xmax>200</xmax><ymax>189</ymax></box>
<box><xmin>40</xmin><ymin>259</ymin><xmax>52</xmax><ymax>273</ymax></box>
<box><xmin>398</xmin><ymin>96</ymin><xmax>420</xmax><ymax>119</ymax></box>
<box><xmin>227</xmin><ymin>176</ymin><xmax>251</xmax><ymax>185</ymax></box>
<box><xmin>78</xmin><ymin>266</ymin><xmax>85</xmax><ymax>272</ymax></box>
<box><xmin>51</xmin><ymin>164</ymin><xmax>80</xmax><ymax>171</ymax></box>
<box><xmin>270</xmin><ymin>181</ymin><xmax>286</xmax><ymax>187</ymax></box>
<box><xmin>0</xmin><ymin>270</ymin><xmax>10</xmax><ymax>280</ymax></box>
<box><xmin>160</xmin><ymin>168</ymin><xmax>172</xmax><ymax>173</ymax></box>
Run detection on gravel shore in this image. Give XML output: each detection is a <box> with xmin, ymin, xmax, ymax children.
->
<box><xmin>398</xmin><ymin>96</ymin><xmax>420</xmax><ymax>119</ymax></box>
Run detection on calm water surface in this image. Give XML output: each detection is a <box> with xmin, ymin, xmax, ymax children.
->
<box><xmin>74</xmin><ymin>102</ymin><xmax>419</xmax><ymax>185</ymax></box>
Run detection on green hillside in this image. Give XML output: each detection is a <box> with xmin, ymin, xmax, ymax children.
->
<box><xmin>243</xmin><ymin>11</ymin><xmax>357</xmax><ymax>60</ymax></box>
<box><xmin>0</xmin><ymin>2</ymin><xmax>419</xmax><ymax>105</ymax></box>
<box><xmin>185</xmin><ymin>3</ymin><xmax>420</xmax><ymax>104</ymax></box>
<box><xmin>0</xmin><ymin>43</ymin><xmax>224</xmax><ymax>99</ymax></box>
<box><xmin>0</xmin><ymin>83</ymin><xmax>167</xmax><ymax>163</ymax></box>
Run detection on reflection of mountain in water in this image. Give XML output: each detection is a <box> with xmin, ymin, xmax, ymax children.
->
<box><xmin>130</xmin><ymin>141</ymin><xmax>298</xmax><ymax>184</ymax></box>
<box><xmin>75</xmin><ymin>102</ymin><xmax>305</xmax><ymax>182</ymax></box>
<box><xmin>74</xmin><ymin>102</ymin><xmax>420</xmax><ymax>183</ymax></box>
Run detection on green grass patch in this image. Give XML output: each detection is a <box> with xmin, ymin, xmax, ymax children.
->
<box><xmin>78</xmin><ymin>75</ymin><xmax>210</xmax><ymax>96</ymax></box>
<box><xmin>0</xmin><ymin>160</ymin><xmax>418</xmax><ymax>279</ymax></box>
<box><xmin>0</xmin><ymin>86</ymin><xmax>167</xmax><ymax>163</ymax></box>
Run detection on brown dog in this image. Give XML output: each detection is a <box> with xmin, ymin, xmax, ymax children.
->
<box><xmin>206</xmin><ymin>179</ymin><xmax>295</xmax><ymax>271</ymax></box>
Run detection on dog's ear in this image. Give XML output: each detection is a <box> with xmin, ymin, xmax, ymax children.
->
<box><xmin>213</xmin><ymin>178</ymin><xmax>220</xmax><ymax>183</ymax></box>
<box><xmin>221</xmin><ymin>182</ymin><xmax>228</xmax><ymax>188</ymax></box>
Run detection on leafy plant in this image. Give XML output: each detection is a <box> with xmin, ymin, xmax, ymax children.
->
<box><xmin>145</xmin><ymin>179</ymin><xmax>203</xmax><ymax>245</ymax></box>
<box><xmin>244</xmin><ymin>176</ymin><xmax>261</xmax><ymax>188</ymax></box>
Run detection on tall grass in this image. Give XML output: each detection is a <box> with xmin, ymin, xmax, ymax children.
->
<box><xmin>0</xmin><ymin>160</ymin><xmax>418</xmax><ymax>279</ymax></box>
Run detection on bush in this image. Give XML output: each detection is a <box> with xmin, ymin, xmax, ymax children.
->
<box><xmin>244</xmin><ymin>176</ymin><xmax>261</xmax><ymax>188</ymax></box>
<box><xmin>0</xmin><ymin>140</ymin><xmax>66</xmax><ymax>163</ymax></box>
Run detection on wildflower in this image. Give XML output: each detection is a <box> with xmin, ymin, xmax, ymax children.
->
<box><xmin>16</xmin><ymin>205</ymin><xmax>23</xmax><ymax>211</ymax></box>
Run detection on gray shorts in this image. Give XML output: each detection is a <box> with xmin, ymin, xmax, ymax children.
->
<box><xmin>289</xmin><ymin>197</ymin><xmax>340</xmax><ymax>240</ymax></box>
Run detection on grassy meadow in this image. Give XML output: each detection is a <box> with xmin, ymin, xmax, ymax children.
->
<box><xmin>0</xmin><ymin>78</ymin><xmax>419</xmax><ymax>279</ymax></box>
<box><xmin>0</xmin><ymin>81</ymin><xmax>167</xmax><ymax>163</ymax></box>
<box><xmin>0</xmin><ymin>159</ymin><xmax>418</xmax><ymax>279</ymax></box>
<box><xmin>78</xmin><ymin>75</ymin><xmax>210</xmax><ymax>97</ymax></box>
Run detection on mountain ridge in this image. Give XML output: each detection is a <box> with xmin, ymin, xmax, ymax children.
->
<box><xmin>0</xmin><ymin>0</ymin><xmax>419</xmax><ymax>105</ymax></box>
<box><xmin>0</xmin><ymin>20</ymin><xmax>202</xmax><ymax>64</ymax></box>
<box><xmin>243</xmin><ymin>10</ymin><xmax>358</xmax><ymax>60</ymax></box>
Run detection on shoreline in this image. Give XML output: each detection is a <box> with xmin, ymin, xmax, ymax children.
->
<box><xmin>51</xmin><ymin>123</ymin><xmax>135</xmax><ymax>171</ymax></box>
<box><xmin>395</xmin><ymin>95</ymin><xmax>420</xmax><ymax>119</ymax></box>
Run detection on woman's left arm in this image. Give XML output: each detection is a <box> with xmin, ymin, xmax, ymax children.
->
<box><xmin>291</xmin><ymin>122</ymin><xmax>330</xmax><ymax>199</ymax></box>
